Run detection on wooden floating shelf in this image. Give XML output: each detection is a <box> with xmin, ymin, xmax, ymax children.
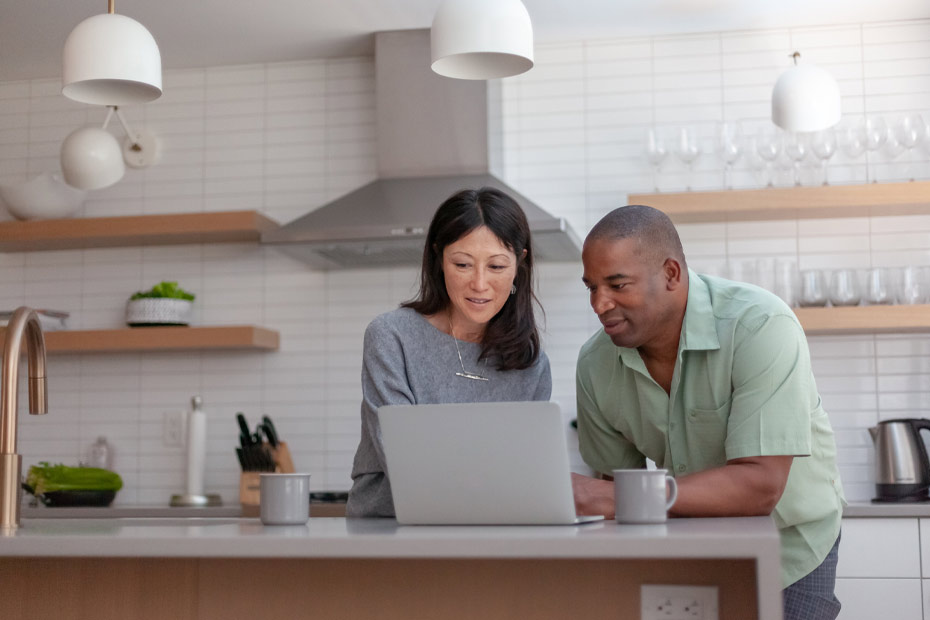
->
<box><xmin>1</xmin><ymin>326</ymin><xmax>279</xmax><ymax>353</ymax></box>
<box><xmin>0</xmin><ymin>210</ymin><xmax>279</xmax><ymax>252</ymax></box>
<box><xmin>793</xmin><ymin>304</ymin><xmax>930</xmax><ymax>335</ymax></box>
<box><xmin>629</xmin><ymin>181</ymin><xmax>930</xmax><ymax>223</ymax></box>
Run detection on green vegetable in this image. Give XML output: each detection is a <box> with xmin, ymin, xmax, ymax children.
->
<box><xmin>26</xmin><ymin>462</ymin><xmax>123</xmax><ymax>495</ymax></box>
<box><xmin>130</xmin><ymin>281</ymin><xmax>195</xmax><ymax>301</ymax></box>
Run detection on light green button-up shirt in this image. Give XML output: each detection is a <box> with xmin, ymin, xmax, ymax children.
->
<box><xmin>576</xmin><ymin>269</ymin><xmax>845</xmax><ymax>587</ymax></box>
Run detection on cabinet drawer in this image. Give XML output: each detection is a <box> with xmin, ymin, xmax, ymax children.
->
<box><xmin>836</xmin><ymin>579</ymin><xmax>922</xmax><ymax>620</ymax></box>
<box><xmin>838</xmin><ymin>518</ymin><xmax>920</xmax><ymax>578</ymax></box>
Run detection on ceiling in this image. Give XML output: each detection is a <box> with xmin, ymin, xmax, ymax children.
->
<box><xmin>2</xmin><ymin>0</ymin><xmax>930</xmax><ymax>82</ymax></box>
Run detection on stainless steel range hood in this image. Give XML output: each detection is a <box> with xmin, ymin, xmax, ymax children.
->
<box><xmin>262</xmin><ymin>29</ymin><xmax>581</xmax><ymax>270</ymax></box>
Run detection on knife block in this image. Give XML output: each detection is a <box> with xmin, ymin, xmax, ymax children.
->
<box><xmin>239</xmin><ymin>441</ymin><xmax>296</xmax><ymax>508</ymax></box>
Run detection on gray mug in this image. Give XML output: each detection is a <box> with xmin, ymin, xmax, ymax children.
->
<box><xmin>259</xmin><ymin>473</ymin><xmax>311</xmax><ymax>525</ymax></box>
<box><xmin>612</xmin><ymin>469</ymin><xmax>678</xmax><ymax>524</ymax></box>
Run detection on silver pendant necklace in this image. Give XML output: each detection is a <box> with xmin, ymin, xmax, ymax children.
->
<box><xmin>449</xmin><ymin>316</ymin><xmax>489</xmax><ymax>381</ymax></box>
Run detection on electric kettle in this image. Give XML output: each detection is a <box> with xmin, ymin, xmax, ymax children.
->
<box><xmin>869</xmin><ymin>418</ymin><xmax>930</xmax><ymax>503</ymax></box>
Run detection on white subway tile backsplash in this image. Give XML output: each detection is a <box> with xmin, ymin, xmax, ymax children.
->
<box><xmin>4</xmin><ymin>22</ymin><xmax>930</xmax><ymax>505</ymax></box>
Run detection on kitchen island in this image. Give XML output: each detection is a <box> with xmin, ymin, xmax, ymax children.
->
<box><xmin>0</xmin><ymin>516</ymin><xmax>781</xmax><ymax>620</ymax></box>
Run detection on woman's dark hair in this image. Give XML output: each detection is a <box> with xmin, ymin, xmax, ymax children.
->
<box><xmin>402</xmin><ymin>187</ymin><xmax>541</xmax><ymax>371</ymax></box>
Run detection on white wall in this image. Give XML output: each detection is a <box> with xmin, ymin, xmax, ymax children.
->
<box><xmin>2</xmin><ymin>19</ymin><xmax>930</xmax><ymax>504</ymax></box>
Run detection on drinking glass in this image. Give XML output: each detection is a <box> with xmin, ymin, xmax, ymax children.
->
<box><xmin>774</xmin><ymin>259</ymin><xmax>800</xmax><ymax>308</ymax></box>
<box><xmin>829</xmin><ymin>269</ymin><xmax>860</xmax><ymax>307</ymax></box>
<box><xmin>783</xmin><ymin>132</ymin><xmax>810</xmax><ymax>186</ymax></box>
<box><xmin>898</xmin><ymin>266</ymin><xmax>930</xmax><ymax>304</ymax></box>
<box><xmin>675</xmin><ymin>126</ymin><xmax>701</xmax><ymax>191</ymax></box>
<box><xmin>644</xmin><ymin>127</ymin><xmax>669</xmax><ymax>192</ymax></box>
<box><xmin>865</xmin><ymin>267</ymin><xmax>894</xmax><ymax>305</ymax></box>
<box><xmin>714</xmin><ymin>121</ymin><xmax>742</xmax><ymax>190</ymax></box>
<box><xmin>756</xmin><ymin>126</ymin><xmax>782</xmax><ymax>188</ymax></box>
<box><xmin>799</xmin><ymin>269</ymin><xmax>828</xmax><ymax>307</ymax></box>
<box><xmin>810</xmin><ymin>128</ymin><xmax>837</xmax><ymax>185</ymax></box>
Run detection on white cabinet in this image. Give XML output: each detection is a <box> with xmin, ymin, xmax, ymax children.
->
<box><xmin>838</xmin><ymin>518</ymin><xmax>920</xmax><ymax>578</ymax></box>
<box><xmin>836</xmin><ymin>518</ymin><xmax>924</xmax><ymax>620</ymax></box>
<box><xmin>836</xmin><ymin>579</ymin><xmax>922</xmax><ymax>620</ymax></box>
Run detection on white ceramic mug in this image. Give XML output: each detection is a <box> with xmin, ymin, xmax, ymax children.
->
<box><xmin>259</xmin><ymin>473</ymin><xmax>311</xmax><ymax>525</ymax></box>
<box><xmin>612</xmin><ymin>469</ymin><xmax>678</xmax><ymax>524</ymax></box>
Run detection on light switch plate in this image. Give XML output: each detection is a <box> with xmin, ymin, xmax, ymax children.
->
<box><xmin>640</xmin><ymin>584</ymin><xmax>719</xmax><ymax>620</ymax></box>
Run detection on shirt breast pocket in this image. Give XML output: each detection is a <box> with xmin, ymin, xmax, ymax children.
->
<box><xmin>683</xmin><ymin>398</ymin><xmax>731</xmax><ymax>465</ymax></box>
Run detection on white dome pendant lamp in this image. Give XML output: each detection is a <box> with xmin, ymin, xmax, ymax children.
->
<box><xmin>431</xmin><ymin>0</ymin><xmax>534</xmax><ymax>80</ymax></box>
<box><xmin>62</xmin><ymin>0</ymin><xmax>162</xmax><ymax>105</ymax></box>
<box><xmin>771</xmin><ymin>52</ymin><xmax>841</xmax><ymax>133</ymax></box>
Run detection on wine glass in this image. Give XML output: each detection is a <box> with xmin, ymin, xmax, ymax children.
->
<box><xmin>675</xmin><ymin>127</ymin><xmax>701</xmax><ymax>191</ymax></box>
<box><xmin>783</xmin><ymin>132</ymin><xmax>810</xmax><ymax>186</ymax></box>
<box><xmin>882</xmin><ymin>126</ymin><xmax>906</xmax><ymax>182</ymax></box>
<box><xmin>744</xmin><ymin>136</ymin><xmax>769</xmax><ymax>188</ymax></box>
<box><xmin>864</xmin><ymin>116</ymin><xmax>887</xmax><ymax>183</ymax></box>
<box><xmin>894</xmin><ymin>114</ymin><xmax>925</xmax><ymax>182</ymax></box>
<box><xmin>839</xmin><ymin>118</ymin><xmax>867</xmax><ymax>182</ymax></box>
<box><xmin>810</xmin><ymin>128</ymin><xmax>837</xmax><ymax>186</ymax></box>
<box><xmin>756</xmin><ymin>126</ymin><xmax>782</xmax><ymax>188</ymax></box>
<box><xmin>644</xmin><ymin>127</ymin><xmax>669</xmax><ymax>193</ymax></box>
<box><xmin>714</xmin><ymin>121</ymin><xmax>742</xmax><ymax>190</ymax></box>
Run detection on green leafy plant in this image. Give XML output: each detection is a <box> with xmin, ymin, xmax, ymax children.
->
<box><xmin>25</xmin><ymin>462</ymin><xmax>123</xmax><ymax>495</ymax></box>
<box><xmin>130</xmin><ymin>281</ymin><xmax>195</xmax><ymax>301</ymax></box>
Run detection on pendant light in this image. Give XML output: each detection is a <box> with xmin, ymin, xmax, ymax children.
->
<box><xmin>771</xmin><ymin>52</ymin><xmax>841</xmax><ymax>133</ymax></box>
<box><xmin>430</xmin><ymin>0</ymin><xmax>534</xmax><ymax>80</ymax></box>
<box><xmin>61</xmin><ymin>106</ymin><xmax>160</xmax><ymax>190</ymax></box>
<box><xmin>62</xmin><ymin>0</ymin><xmax>162</xmax><ymax>105</ymax></box>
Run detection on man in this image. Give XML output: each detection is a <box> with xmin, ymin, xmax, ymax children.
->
<box><xmin>572</xmin><ymin>205</ymin><xmax>845</xmax><ymax>620</ymax></box>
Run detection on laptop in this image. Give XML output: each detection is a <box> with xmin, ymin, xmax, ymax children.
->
<box><xmin>378</xmin><ymin>401</ymin><xmax>604</xmax><ymax>525</ymax></box>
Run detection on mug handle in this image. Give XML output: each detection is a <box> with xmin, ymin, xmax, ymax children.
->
<box><xmin>665</xmin><ymin>475</ymin><xmax>678</xmax><ymax>510</ymax></box>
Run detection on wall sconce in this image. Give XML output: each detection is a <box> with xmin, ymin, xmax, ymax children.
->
<box><xmin>430</xmin><ymin>0</ymin><xmax>534</xmax><ymax>80</ymax></box>
<box><xmin>60</xmin><ymin>106</ymin><xmax>160</xmax><ymax>190</ymax></box>
<box><xmin>771</xmin><ymin>51</ymin><xmax>842</xmax><ymax>133</ymax></box>
<box><xmin>62</xmin><ymin>0</ymin><xmax>162</xmax><ymax>105</ymax></box>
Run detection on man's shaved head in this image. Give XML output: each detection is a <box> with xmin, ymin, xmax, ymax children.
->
<box><xmin>585</xmin><ymin>205</ymin><xmax>686</xmax><ymax>269</ymax></box>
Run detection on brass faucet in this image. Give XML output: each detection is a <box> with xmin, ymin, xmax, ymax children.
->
<box><xmin>0</xmin><ymin>307</ymin><xmax>48</xmax><ymax>529</ymax></box>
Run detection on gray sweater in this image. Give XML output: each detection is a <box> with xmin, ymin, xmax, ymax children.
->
<box><xmin>346</xmin><ymin>307</ymin><xmax>552</xmax><ymax>517</ymax></box>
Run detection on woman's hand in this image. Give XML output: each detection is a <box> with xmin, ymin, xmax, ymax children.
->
<box><xmin>571</xmin><ymin>472</ymin><xmax>615</xmax><ymax>518</ymax></box>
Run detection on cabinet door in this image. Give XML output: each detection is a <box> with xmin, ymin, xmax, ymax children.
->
<box><xmin>836</xmin><ymin>579</ymin><xmax>922</xmax><ymax>620</ymax></box>
<box><xmin>919</xmin><ymin>520</ymin><xmax>930</xmax><ymax>577</ymax></box>
<box><xmin>838</xmin><ymin>518</ymin><xmax>920</xmax><ymax>578</ymax></box>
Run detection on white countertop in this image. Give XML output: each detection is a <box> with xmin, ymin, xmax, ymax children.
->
<box><xmin>844</xmin><ymin>501</ymin><xmax>930</xmax><ymax>518</ymax></box>
<box><xmin>1</xmin><ymin>516</ymin><xmax>779</xmax><ymax>561</ymax></box>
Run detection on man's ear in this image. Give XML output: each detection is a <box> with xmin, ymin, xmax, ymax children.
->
<box><xmin>663</xmin><ymin>258</ymin><xmax>683</xmax><ymax>290</ymax></box>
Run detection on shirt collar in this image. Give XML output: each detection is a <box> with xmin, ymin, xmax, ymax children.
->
<box><xmin>681</xmin><ymin>268</ymin><xmax>720</xmax><ymax>352</ymax></box>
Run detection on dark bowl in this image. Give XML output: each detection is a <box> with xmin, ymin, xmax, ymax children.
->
<box><xmin>37</xmin><ymin>490</ymin><xmax>117</xmax><ymax>507</ymax></box>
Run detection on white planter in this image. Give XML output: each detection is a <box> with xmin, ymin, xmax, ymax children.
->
<box><xmin>125</xmin><ymin>298</ymin><xmax>193</xmax><ymax>326</ymax></box>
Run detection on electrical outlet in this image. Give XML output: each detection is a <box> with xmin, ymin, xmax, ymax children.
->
<box><xmin>640</xmin><ymin>585</ymin><xmax>718</xmax><ymax>620</ymax></box>
<box><xmin>163</xmin><ymin>411</ymin><xmax>185</xmax><ymax>447</ymax></box>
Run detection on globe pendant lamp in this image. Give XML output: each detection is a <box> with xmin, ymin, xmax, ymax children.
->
<box><xmin>431</xmin><ymin>0</ymin><xmax>534</xmax><ymax>80</ymax></box>
<box><xmin>771</xmin><ymin>52</ymin><xmax>841</xmax><ymax>133</ymax></box>
<box><xmin>61</xmin><ymin>106</ymin><xmax>159</xmax><ymax>190</ymax></box>
<box><xmin>60</xmin><ymin>127</ymin><xmax>125</xmax><ymax>190</ymax></box>
<box><xmin>62</xmin><ymin>0</ymin><xmax>162</xmax><ymax>105</ymax></box>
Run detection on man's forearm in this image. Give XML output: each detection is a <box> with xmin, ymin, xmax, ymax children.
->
<box><xmin>669</xmin><ymin>456</ymin><xmax>793</xmax><ymax>518</ymax></box>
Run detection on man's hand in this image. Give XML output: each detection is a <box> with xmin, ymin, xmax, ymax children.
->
<box><xmin>571</xmin><ymin>472</ymin><xmax>615</xmax><ymax>518</ymax></box>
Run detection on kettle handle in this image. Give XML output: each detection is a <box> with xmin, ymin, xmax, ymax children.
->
<box><xmin>907</xmin><ymin>419</ymin><xmax>930</xmax><ymax>478</ymax></box>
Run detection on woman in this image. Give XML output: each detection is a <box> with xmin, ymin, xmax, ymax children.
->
<box><xmin>346</xmin><ymin>187</ymin><xmax>552</xmax><ymax>517</ymax></box>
